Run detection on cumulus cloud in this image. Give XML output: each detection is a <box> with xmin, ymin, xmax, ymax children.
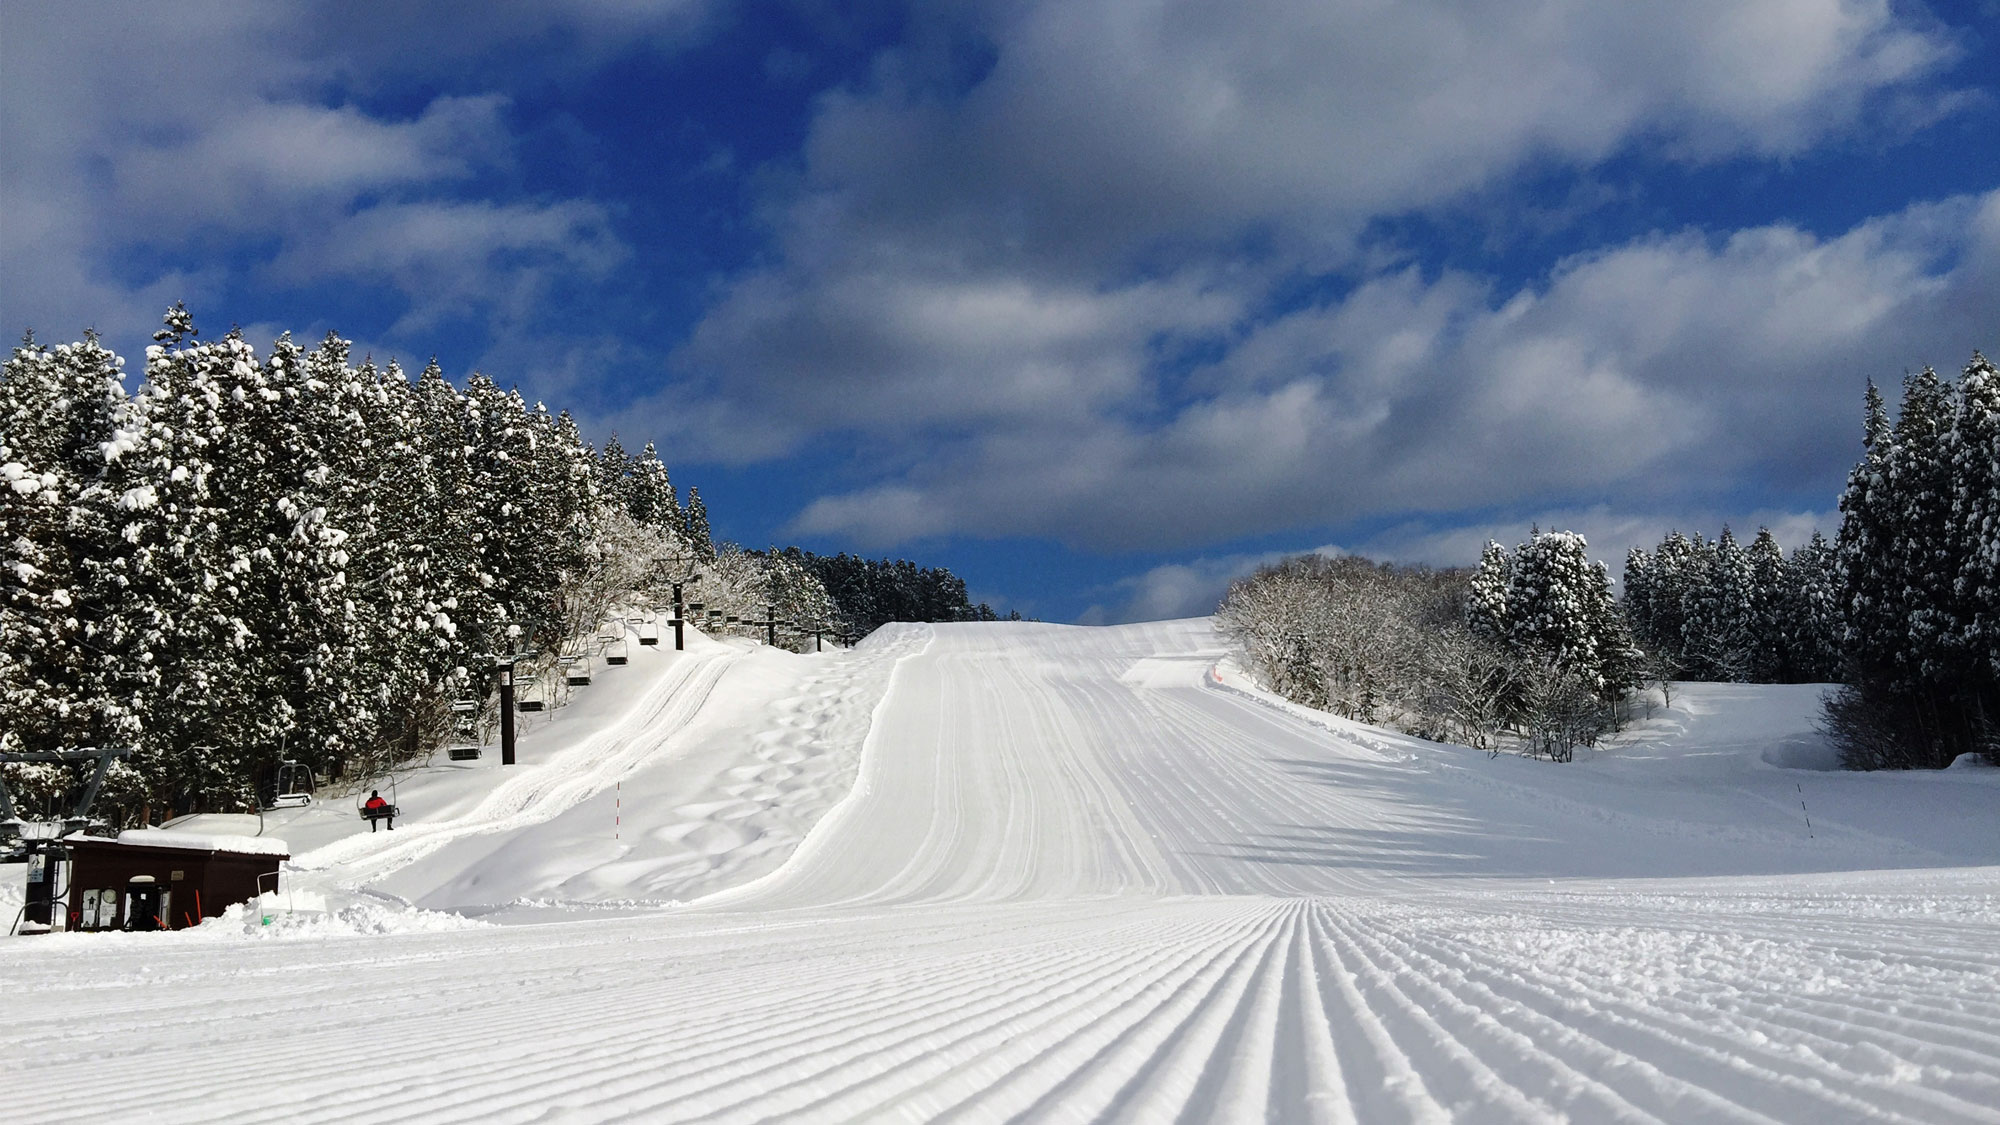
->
<box><xmin>791</xmin><ymin>189</ymin><xmax>1998</xmax><ymax>551</ymax></box>
<box><xmin>1079</xmin><ymin>545</ymin><xmax>1342</xmax><ymax>626</ymax></box>
<box><xmin>785</xmin><ymin>0</ymin><xmax>1957</xmax><ymax>270</ymax></box>
<box><xmin>647</xmin><ymin>0</ymin><xmax>1978</xmax><ymax>560</ymax></box>
<box><xmin>667</xmin><ymin>267</ymin><xmax>1242</xmax><ymax>459</ymax></box>
<box><xmin>0</xmin><ymin>0</ymin><xmax>693</xmax><ymax>348</ymax></box>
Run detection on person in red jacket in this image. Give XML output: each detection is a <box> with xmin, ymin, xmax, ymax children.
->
<box><xmin>364</xmin><ymin>790</ymin><xmax>394</xmax><ymax>831</ymax></box>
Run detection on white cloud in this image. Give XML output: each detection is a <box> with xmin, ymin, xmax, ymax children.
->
<box><xmin>788</xmin><ymin>0</ymin><xmax>1958</xmax><ymax>269</ymax></box>
<box><xmin>1079</xmin><ymin>545</ymin><xmax>1342</xmax><ymax>625</ymax></box>
<box><xmin>651</xmin><ymin>0</ymin><xmax>1977</xmax><ymax>557</ymax></box>
<box><xmin>0</xmin><ymin>1</ymin><xmax>671</xmax><ymax>349</ymax></box>
<box><xmin>789</xmin><ymin>189</ymin><xmax>1998</xmax><ymax>551</ymax></box>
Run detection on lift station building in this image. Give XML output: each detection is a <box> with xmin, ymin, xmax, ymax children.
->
<box><xmin>64</xmin><ymin>830</ymin><xmax>289</xmax><ymax>932</ymax></box>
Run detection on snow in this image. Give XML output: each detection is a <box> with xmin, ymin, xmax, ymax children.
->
<box><xmin>110</xmin><ymin>828</ymin><xmax>291</xmax><ymax>856</ymax></box>
<box><xmin>5</xmin><ymin>619</ymin><xmax>1998</xmax><ymax>1122</ymax></box>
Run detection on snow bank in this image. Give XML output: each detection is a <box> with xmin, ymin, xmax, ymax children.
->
<box><xmin>219</xmin><ymin>898</ymin><xmax>489</xmax><ymax>938</ymax></box>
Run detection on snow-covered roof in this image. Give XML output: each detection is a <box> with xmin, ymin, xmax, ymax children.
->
<box><xmin>109</xmin><ymin>828</ymin><xmax>290</xmax><ymax>857</ymax></box>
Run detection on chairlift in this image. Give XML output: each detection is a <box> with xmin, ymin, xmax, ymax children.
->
<box><xmin>356</xmin><ymin>774</ymin><xmax>400</xmax><ymax>827</ymax></box>
<box><xmin>446</xmin><ymin>698</ymin><xmax>484</xmax><ymax>760</ymax></box>
<box><xmin>600</xmin><ymin>626</ymin><xmax>629</xmax><ymax>666</ymax></box>
<box><xmin>268</xmin><ymin>760</ymin><xmax>316</xmax><ymax>809</ymax></box>
<box><xmin>516</xmin><ymin>671</ymin><xmax>545</xmax><ymax>712</ymax></box>
<box><xmin>562</xmin><ymin>652</ymin><xmax>592</xmax><ymax>686</ymax></box>
<box><xmin>636</xmin><ymin>614</ymin><xmax>659</xmax><ymax>646</ymax></box>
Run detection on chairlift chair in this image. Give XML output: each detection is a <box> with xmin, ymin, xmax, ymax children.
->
<box><xmin>357</xmin><ymin>776</ymin><xmax>400</xmax><ymax>826</ymax></box>
<box><xmin>562</xmin><ymin>652</ymin><xmax>592</xmax><ymax>686</ymax></box>
<box><xmin>268</xmin><ymin>760</ymin><xmax>316</xmax><ymax>809</ymax></box>
<box><xmin>636</xmin><ymin>614</ymin><xmax>659</xmax><ymax>646</ymax></box>
<box><xmin>446</xmin><ymin>698</ymin><xmax>484</xmax><ymax>760</ymax></box>
<box><xmin>600</xmin><ymin>626</ymin><xmax>629</xmax><ymax>665</ymax></box>
<box><xmin>515</xmin><ymin>671</ymin><xmax>546</xmax><ymax>712</ymax></box>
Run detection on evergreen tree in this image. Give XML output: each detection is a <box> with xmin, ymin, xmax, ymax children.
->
<box><xmin>1951</xmin><ymin>354</ymin><xmax>1999</xmax><ymax>687</ymax></box>
<box><xmin>1465</xmin><ymin>541</ymin><xmax>1510</xmax><ymax>643</ymax></box>
<box><xmin>596</xmin><ymin>434</ymin><xmax>631</xmax><ymax>513</ymax></box>
<box><xmin>1782</xmin><ymin>532</ymin><xmax>1843</xmax><ymax>683</ymax></box>
<box><xmin>1504</xmin><ymin>530</ymin><xmax>1622</xmax><ymax>697</ymax></box>
<box><xmin>627</xmin><ymin>441</ymin><xmax>678</xmax><ymax>532</ymax></box>
<box><xmin>0</xmin><ymin>331</ymin><xmax>128</xmax><ymax>755</ymax></box>
<box><xmin>1653</xmin><ymin>532</ymin><xmax>1700</xmax><ymax>675</ymax></box>
<box><xmin>682</xmin><ymin>486</ymin><xmax>713</xmax><ymax>560</ymax></box>
<box><xmin>1886</xmin><ymin>368</ymin><xmax>1959</xmax><ymax>685</ymax></box>
<box><xmin>1620</xmin><ymin>545</ymin><xmax>1654</xmax><ymax>655</ymax></box>
<box><xmin>1743</xmin><ymin>528</ymin><xmax>1788</xmax><ymax>681</ymax></box>
<box><xmin>1829</xmin><ymin>363</ymin><xmax>1995</xmax><ymax>768</ymax></box>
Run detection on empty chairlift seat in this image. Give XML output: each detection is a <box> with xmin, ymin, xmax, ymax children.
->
<box><xmin>563</xmin><ymin>652</ymin><xmax>592</xmax><ymax>686</ymax></box>
<box><xmin>446</xmin><ymin>698</ymin><xmax>483</xmax><ymax>760</ymax></box>
<box><xmin>515</xmin><ymin>672</ymin><xmax>545</xmax><ymax>712</ymax></box>
<box><xmin>601</xmin><ymin>628</ymin><xmax>629</xmax><ymax>665</ymax></box>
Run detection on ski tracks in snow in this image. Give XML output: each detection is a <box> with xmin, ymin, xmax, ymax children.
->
<box><xmin>9</xmin><ymin>893</ymin><xmax>1995</xmax><ymax>1123</ymax></box>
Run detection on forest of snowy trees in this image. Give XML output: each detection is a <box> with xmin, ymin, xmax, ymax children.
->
<box><xmin>772</xmin><ymin>549</ymin><xmax>1014</xmax><ymax>637</ymax></box>
<box><xmin>1219</xmin><ymin>531</ymin><xmax>1640</xmax><ymax>761</ymax></box>
<box><xmin>0</xmin><ymin>307</ymin><xmax>991</xmax><ymax>825</ymax></box>
<box><xmin>1621</xmin><ymin>527</ymin><xmax>1843</xmax><ymax>685</ymax></box>
<box><xmin>1223</xmin><ymin>353</ymin><xmax>1998</xmax><ymax>771</ymax></box>
<box><xmin>1824</xmin><ymin>357</ymin><xmax>1999</xmax><ymax>769</ymax></box>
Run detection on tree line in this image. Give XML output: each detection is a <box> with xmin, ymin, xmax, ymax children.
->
<box><xmin>771</xmin><ymin>548</ymin><xmax>1014</xmax><ymax>637</ymax></box>
<box><xmin>1221</xmin><ymin>352</ymin><xmax>1996</xmax><ymax>770</ymax></box>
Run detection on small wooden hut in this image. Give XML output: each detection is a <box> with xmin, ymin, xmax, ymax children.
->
<box><xmin>64</xmin><ymin>830</ymin><xmax>289</xmax><ymax>932</ymax></box>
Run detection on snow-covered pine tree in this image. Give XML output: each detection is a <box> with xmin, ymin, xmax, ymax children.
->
<box><xmin>349</xmin><ymin>357</ymin><xmax>458</xmax><ymax>771</ymax></box>
<box><xmin>0</xmin><ymin>331</ymin><xmax>128</xmax><ymax>756</ymax></box>
<box><xmin>86</xmin><ymin>310</ymin><xmax>287</xmax><ymax>812</ymax></box>
<box><xmin>1782</xmin><ymin>532</ymin><xmax>1843</xmax><ymax>683</ymax></box>
<box><xmin>1620</xmin><ymin>545</ymin><xmax>1654</xmax><ymax>654</ymax></box>
<box><xmin>533</xmin><ymin>403</ymin><xmax>602</xmax><ymax>647</ymax></box>
<box><xmin>1829</xmin><ymin>367</ymin><xmax>1985</xmax><ymax>768</ymax></box>
<box><xmin>1589</xmin><ymin>556</ymin><xmax>1645</xmax><ymax>706</ymax></box>
<box><xmin>1744</xmin><ymin>528</ymin><xmax>1788</xmax><ymax>681</ymax></box>
<box><xmin>1505</xmin><ymin>530</ymin><xmax>1608</xmax><ymax>693</ymax></box>
<box><xmin>463</xmin><ymin>376</ymin><xmax>547</xmax><ymax>655</ymax></box>
<box><xmin>1643</xmin><ymin>532</ymin><xmax>1695</xmax><ymax>675</ymax></box>
<box><xmin>1948</xmin><ymin>353</ymin><xmax>1999</xmax><ymax>759</ymax></box>
<box><xmin>1676</xmin><ymin>532</ymin><xmax>1730</xmax><ymax>681</ymax></box>
<box><xmin>1465</xmin><ymin>541</ymin><xmax>1510</xmax><ymax>643</ymax></box>
<box><xmin>683</xmin><ymin>485</ymin><xmax>714</xmax><ymax>560</ymax></box>
<box><xmin>1837</xmin><ymin>380</ymin><xmax>1896</xmax><ymax>680</ymax></box>
<box><xmin>1952</xmin><ymin>355</ymin><xmax>1999</xmax><ymax>672</ymax></box>
<box><xmin>627</xmin><ymin>441</ymin><xmax>678</xmax><ymax>533</ymax></box>
<box><xmin>1886</xmin><ymin>368</ymin><xmax>1959</xmax><ymax>688</ymax></box>
<box><xmin>413</xmin><ymin>358</ymin><xmax>492</xmax><ymax>671</ymax></box>
<box><xmin>596</xmin><ymin>434</ymin><xmax>631</xmax><ymax>514</ymax></box>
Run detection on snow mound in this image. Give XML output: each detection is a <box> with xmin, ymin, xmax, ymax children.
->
<box><xmin>217</xmin><ymin>898</ymin><xmax>489</xmax><ymax>938</ymax></box>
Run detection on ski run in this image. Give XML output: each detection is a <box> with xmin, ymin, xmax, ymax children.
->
<box><xmin>6</xmin><ymin>618</ymin><xmax>1998</xmax><ymax>1123</ymax></box>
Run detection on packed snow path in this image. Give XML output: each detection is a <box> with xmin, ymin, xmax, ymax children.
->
<box><xmin>7</xmin><ymin>621</ymin><xmax>1999</xmax><ymax>1122</ymax></box>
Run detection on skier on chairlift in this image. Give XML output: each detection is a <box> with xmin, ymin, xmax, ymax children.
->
<box><xmin>364</xmin><ymin>790</ymin><xmax>394</xmax><ymax>831</ymax></box>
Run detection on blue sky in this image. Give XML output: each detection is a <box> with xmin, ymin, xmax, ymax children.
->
<box><xmin>5</xmin><ymin>1</ymin><xmax>1997</xmax><ymax>623</ymax></box>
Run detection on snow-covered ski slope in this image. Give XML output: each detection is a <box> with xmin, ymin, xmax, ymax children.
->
<box><xmin>7</xmin><ymin>619</ymin><xmax>2000</xmax><ymax>1123</ymax></box>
